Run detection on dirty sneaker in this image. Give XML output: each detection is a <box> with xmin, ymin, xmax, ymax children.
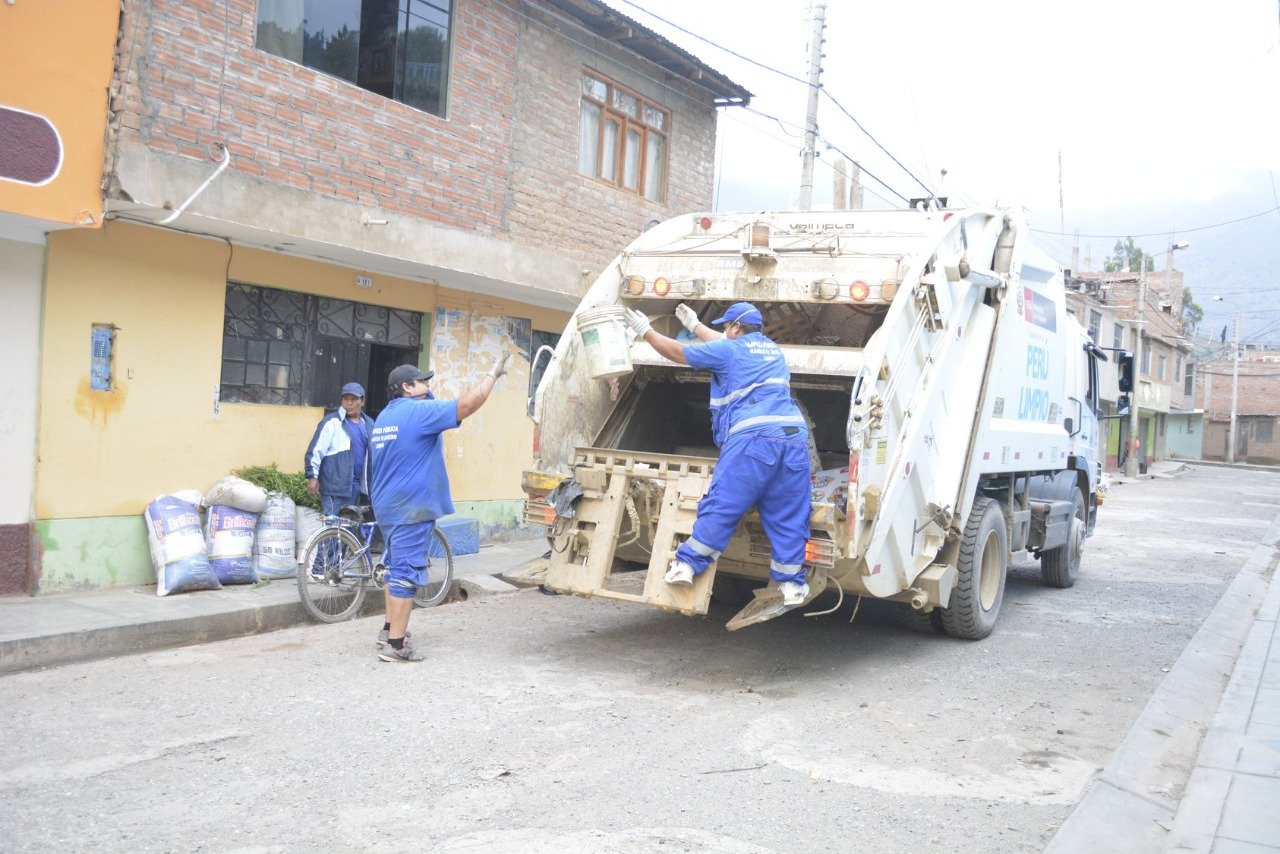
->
<box><xmin>778</xmin><ymin>581</ymin><xmax>809</xmax><ymax>606</ymax></box>
<box><xmin>374</xmin><ymin>628</ymin><xmax>412</xmax><ymax>647</ymax></box>
<box><xmin>664</xmin><ymin>561</ymin><xmax>694</xmax><ymax>587</ymax></box>
<box><xmin>377</xmin><ymin>640</ymin><xmax>424</xmax><ymax>663</ymax></box>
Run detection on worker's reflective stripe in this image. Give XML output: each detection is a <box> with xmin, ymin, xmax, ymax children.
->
<box><xmin>709</xmin><ymin>377</ymin><xmax>789</xmax><ymax>407</ymax></box>
<box><xmin>727</xmin><ymin>414</ymin><xmax>808</xmax><ymax>436</ymax></box>
<box><xmin>684</xmin><ymin>536</ymin><xmax>722</xmax><ymax>559</ymax></box>
<box><xmin>771</xmin><ymin>560</ymin><xmax>803</xmax><ymax>574</ymax></box>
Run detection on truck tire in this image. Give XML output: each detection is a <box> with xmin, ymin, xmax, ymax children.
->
<box><xmin>1040</xmin><ymin>489</ymin><xmax>1084</xmax><ymax>588</ymax></box>
<box><xmin>939</xmin><ymin>496</ymin><xmax>1008</xmax><ymax>640</ymax></box>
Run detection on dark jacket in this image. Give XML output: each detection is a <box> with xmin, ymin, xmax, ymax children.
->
<box><xmin>305</xmin><ymin>409</ymin><xmax>374</xmax><ymax>499</ymax></box>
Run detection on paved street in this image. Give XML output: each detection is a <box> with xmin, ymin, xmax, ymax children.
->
<box><xmin>1</xmin><ymin>464</ymin><xmax>1277</xmax><ymax>852</ymax></box>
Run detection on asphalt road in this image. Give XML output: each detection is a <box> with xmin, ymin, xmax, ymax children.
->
<box><xmin>2</xmin><ymin>464</ymin><xmax>1276</xmax><ymax>852</ymax></box>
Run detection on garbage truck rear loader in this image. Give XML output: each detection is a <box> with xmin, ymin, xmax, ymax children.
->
<box><xmin>522</xmin><ymin>207</ymin><xmax>1120</xmax><ymax>638</ymax></box>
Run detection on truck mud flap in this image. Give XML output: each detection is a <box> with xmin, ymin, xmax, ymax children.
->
<box><xmin>725</xmin><ymin>568</ymin><xmax>828</xmax><ymax>632</ymax></box>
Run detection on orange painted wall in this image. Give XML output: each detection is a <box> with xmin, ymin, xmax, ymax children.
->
<box><xmin>0</xmin><ymin>1</ymin><xmax>118</xmax><ymax>225</ymax></box>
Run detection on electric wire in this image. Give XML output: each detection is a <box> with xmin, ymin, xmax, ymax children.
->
<box><xmin>1031</xmin><ymin>206</ymin><xmax>1280</xmax><ymax>239</ymax></box>
<box><xmin>614</xmin><ymin>0</ymin><xmax>936</xmax><ymax>196</ymax></box>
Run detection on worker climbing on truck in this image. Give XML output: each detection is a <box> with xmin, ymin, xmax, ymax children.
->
<box><xmin>623</xmin><ymin>301</ymin><xmax>814</xmax><ymax>606</ymax></box>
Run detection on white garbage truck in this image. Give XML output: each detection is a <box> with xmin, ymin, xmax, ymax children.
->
<box><xmin>521</xmin><ymin>207</ymin><xmax>1126</xmax><ymax>638</ymax></box>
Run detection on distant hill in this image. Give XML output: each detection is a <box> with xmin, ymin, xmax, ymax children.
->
<box><xmin>1041</xmin><ymin>183</ymin><xmax>1280</xmax><ymax>346</ymax></box>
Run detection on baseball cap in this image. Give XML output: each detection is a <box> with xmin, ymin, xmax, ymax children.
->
<box><xmin>710</xmin><ymin>302</ymin><xmax>764</xmax><ymax>326</ymax></box>
<box><xmin>340</xmin><ymin>382</ymin><xmax>365</xmax><ymax>398</ymax></box>
<box><xmin>387</xmin><ymin>364</ymin><xmax>435</xmax><ymax>388</ymax></box>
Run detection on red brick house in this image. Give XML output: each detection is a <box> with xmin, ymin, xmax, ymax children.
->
<box><xmin>1197</xmin><ymin>346</ymin><xmax>1280</xmax><ymax>464</ymax></box>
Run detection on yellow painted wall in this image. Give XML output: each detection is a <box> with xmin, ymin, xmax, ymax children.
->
<box><xmin>0</xmin><ymin>1</ymin><xmax>117</xmax><ymax>225</ymax></box>
<box><xmin>38</xmin><ymin>221</ymin><xmax>570</xmax><ymax>521</ymax></box>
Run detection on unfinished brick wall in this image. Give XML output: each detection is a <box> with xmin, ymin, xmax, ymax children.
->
<box><xmin>1195</xmin><ymin>352</ymin><xmax>1280</xmax><ymax>418</ymax></box>
<box><xmin>505</xmin><ymin>5</ymin><xmax>715</xmax><ymax>273</ymax></box>
<box><xmin>107</xmin><ymin>0</ymin><xmax>719</xmax><ymax>276</ymax></box>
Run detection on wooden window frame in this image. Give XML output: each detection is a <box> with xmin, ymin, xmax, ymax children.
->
<box><xmin>579</xmin><ymin>70</ymin><xmax>669</xmax><ymax>202</ymax></box>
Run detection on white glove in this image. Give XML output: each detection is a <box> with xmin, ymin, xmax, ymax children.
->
<box><xmin>675</xmin><ymin>303</ymin><xmax>699</xmax><ymax>333</ymax></box>
<box><xmin>487</xmin><ymin>351</ymin><xmax>510</xmax><ymax>380</ymax></box>
<box><xmin>624</xmin><ymin>309</ymin><xmax>652</xmax><ymax>337</ymax></box>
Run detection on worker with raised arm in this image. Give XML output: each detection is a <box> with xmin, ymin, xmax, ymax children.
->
<box><xmin>624</xmin><ymin>302</ymin><xmax>813</xmax><ymax>605</ymax></box>
<box><xmin>369</xmin><ymin>353</ymin><xmax>510</xmax><ymax>662</ymax></box>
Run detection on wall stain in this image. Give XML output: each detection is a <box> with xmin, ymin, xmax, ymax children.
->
<box><xmin>73</xmin><ymin>377</ymin><xmax>127</xmax><ymax>424</ymax></box>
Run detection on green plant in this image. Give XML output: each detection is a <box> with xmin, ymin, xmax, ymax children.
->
<box><xmin>233</xmin><ymin>462</ymin><xmax>321</xmax><ymax>511</ymax></box>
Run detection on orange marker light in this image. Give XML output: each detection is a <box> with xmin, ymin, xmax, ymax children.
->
<box><xmin>850</xmin><ymin>280</ymin><xmax>871</xmax><ymax>301</ymax></box>
<box><xmin>626</xmin><ymin>275</ymin><xmax>645</xmax><ymax>295</ymax></box>
<box><xmin>654</xmin><ymin>277</ymin><xmax>671</xmax><ymax>296</ymax></box>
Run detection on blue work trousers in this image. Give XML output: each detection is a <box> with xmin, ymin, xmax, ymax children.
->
<box><xmin>675</xmin><ymin>430</ymin><xmax>812</xmax><ymax>583</ymax></box>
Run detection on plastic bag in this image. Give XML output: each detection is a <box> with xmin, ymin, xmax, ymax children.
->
<box><xmin>205</xmin><ymin>504</ymin><xmax>259</xmax><ymax>585</ymax></box>
<box><xmin>145</xmin><ymin>494</ymin><xmax>221</xmax><ymax>596</ymax></box>
<box><xmin>254</xmin><ymin>493</ymin><xmax>298</xmax><ymax>579</ymax></box>
<box><xmin>204</xmin><ymin>476</ymin><xmax>268</xmax><ymax>514</ymax></box>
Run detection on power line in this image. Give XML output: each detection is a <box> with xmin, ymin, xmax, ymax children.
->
<box><xmin>1031</xmin><ymin>206</ymin><xmax>1280</xmax><ymax>239</ymax></box>
<box><xmin>614</xmin><ymin>0</ymin><xmax>934</xmax><ymax>196</ymax></box>
<box><xmin>723</xmin><ymin>110</ymin><xmax>904</xmax><ymax>207</ymax></box>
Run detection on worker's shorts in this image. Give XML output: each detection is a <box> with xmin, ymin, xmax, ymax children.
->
<box><xmin>382</xmin><ymin>520</ymin><xmax>435</xmax><ymax>599</ymax></box>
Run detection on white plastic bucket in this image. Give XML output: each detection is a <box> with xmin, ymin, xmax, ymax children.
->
<box><xmin>576</xmin><ymin>305</ymin><xmax>633</xmax><ymax>380</ymax></box>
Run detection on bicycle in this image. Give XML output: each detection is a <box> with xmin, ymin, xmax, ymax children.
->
<box><xmin>297</xmin><ymin>505</ymin><xmax>454</xmax><ymax>623</ymax></box>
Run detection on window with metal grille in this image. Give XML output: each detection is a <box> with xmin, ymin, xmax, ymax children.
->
<box><xmin>219</xmin><ymin>282</ymin><xmax>421</xmax><ymax>406</ymax></box>
<box><xmin>255</xmin><ymin>0</ymin><xmax>452</xmax><ymax>117</ymax></box>
<box><xmin>1256</xmin><ymin>418</ymin><xmax>1275</xmax><ymax>443</ymax></box>
<box><xmin>578</xmin><ymin>70</ymin><xmax>668</xmax><ymax>202</ymax></box>
<box><xmin>1088</xmin><ymin>309</ymin><xmax>1101</xmax><ymax>342</ymax></box>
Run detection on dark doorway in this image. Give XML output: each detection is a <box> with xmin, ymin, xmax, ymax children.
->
<box><xmin>310</xmin><ymin>337</ymin><xmax>371</xmax><ymax>409</ymax></box>
<box><xmin>366</xmin><ymin>343</ymin><xmax>419</xmax><ymax>418</ymax></box>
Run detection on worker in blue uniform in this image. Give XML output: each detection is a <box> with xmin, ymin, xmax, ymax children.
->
<box><xmin>369</xmin><ymin>353</ymin><xmax>509</xmax><ymax>663</ymax></box>
<box><xmin>624</xmin><ymin>302</ymin><xmax>813</xmax><ymax>606</ymax></box>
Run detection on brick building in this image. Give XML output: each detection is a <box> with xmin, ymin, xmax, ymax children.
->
<box><xmin>1069</xmin><ymin>268</ymin><xmax>1194</xmax><ymax>470</ymax></box>
<box><xmin>7</xmin><ymin>0</ymin><xmax>750</xmax><ymax>593</ymax></box>
<box><xmin>1197</xmin><ymin>346</ymin><xmax>1280</xmax><ymax>464</ymax></box>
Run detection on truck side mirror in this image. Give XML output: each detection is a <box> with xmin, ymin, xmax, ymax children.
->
<box><xmin>1116</xmin><ymin>393</ymin><xmax>1130</xmax><ymax>417</ymax></box>
<box><xmin>1117</xmin><ymin>350</ymin><xmax>1135</xmax><ymax>393</ymax></box>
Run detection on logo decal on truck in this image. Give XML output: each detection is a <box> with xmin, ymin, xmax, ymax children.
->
<box><xmin>1022</xmin><ymin>286</ymin><xmax>1058</xmax><ymax>332</ymax></box>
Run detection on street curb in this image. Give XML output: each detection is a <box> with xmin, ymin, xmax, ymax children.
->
<box><xmin>1046</xmin><ymin>512</ymin><xmax>1280</xmax><ymax>852</ymax></box>
<box><xmin>0</xmin><ymin>595</ymin><xmax>370</xmax><ymax>676</ymax></box>
<box><xmin>0</xmin><ymin>572</ymin><xmax>528</xmax><ymax>676</ymax></box>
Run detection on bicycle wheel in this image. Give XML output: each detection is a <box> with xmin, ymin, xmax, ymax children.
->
<box><xmin>298</xmin><ymin>526</ymin><xmax>370</xmax><ymax>623</ymax></box>
<box><xmin>414</xmin><ymin>526</ymin><xmax>454</xmax><ymax>608</ymax></box>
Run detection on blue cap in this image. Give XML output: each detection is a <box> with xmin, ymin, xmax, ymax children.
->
<box><xmin>340</xmin><ymin>382</ymin><xmax>365</xmax><ymax>398</ymax></box>
<box><xmin>710</xmin><ymin>302</ymin><xmax>764</xmax><ymax>327</ymax></box>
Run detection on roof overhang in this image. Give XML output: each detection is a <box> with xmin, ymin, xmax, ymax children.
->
<box><xmin>542</xmin><ymin>0</ymin><xmax>752</xmax><ymax>106</ymax></box>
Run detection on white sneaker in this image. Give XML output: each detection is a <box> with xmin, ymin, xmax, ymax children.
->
<box><xmin>778</xmin><ymin>581</ymin><xmax>809</xmax><ymax>606</ymax></box>
<box><xmin>665</xmin><ymin>561</ymin><xmax>695</xmax><ymax>587</ymax></box>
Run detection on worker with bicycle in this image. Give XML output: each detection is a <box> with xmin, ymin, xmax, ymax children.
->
<box><xmin>368</xmin><ymin>352</ymin><xmax>511</xmax><ymax>663</ymax></box>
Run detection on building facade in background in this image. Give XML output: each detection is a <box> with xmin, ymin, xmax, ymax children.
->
<box><xmin>3</xmin><ymin>0</ymin><xmax>749</xmax><ymax>594</ymax></box>
<box><xmin>1069</xmin><ymin>267</ymin><xmax>1193</xmax><ymax>472</ymax></box>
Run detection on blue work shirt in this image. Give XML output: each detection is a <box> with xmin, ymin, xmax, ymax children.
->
<box><xmin>683</xmin><ymin>332</ymin><xmax>807</xmax><ymax>446</ymax></box>
<box><xmin>369</xmin><ymin>396</ymin><xmax>461</xmax><ymax>525</ymax></box>
<box><xmin>342</xmin><ymin>416</ymin><xmax>369</xmax><ymax>495</ymax></box>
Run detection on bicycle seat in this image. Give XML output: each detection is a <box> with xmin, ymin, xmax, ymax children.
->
<box><xmin>338</xmin><ymin>504</ymin><xmax>372</xmax><ymax>523</ymax></box>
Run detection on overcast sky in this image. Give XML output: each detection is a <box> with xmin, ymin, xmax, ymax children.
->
<box><xmin>601</xmin><ymin>0</ymin><xmax>1280</xmax><ymax>272</ymax></box>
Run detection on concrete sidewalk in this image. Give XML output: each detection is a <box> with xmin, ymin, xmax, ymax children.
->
<box><xmin>0</xmin><ymin>537</ymin><xmax>547</xmax><ymax>676</ymax></box>
<box><xmin>1049</xmin><ymin>461</ymin><xmax>1280</xmax><ymax>852</ymax></box>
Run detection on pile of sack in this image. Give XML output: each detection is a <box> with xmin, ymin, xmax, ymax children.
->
<box><xmin>143</xmin><ymin>476</ymin><xmax>301</xmax><ymax>596</ymax></box>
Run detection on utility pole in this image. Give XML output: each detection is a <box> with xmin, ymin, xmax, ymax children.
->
<box><xmin>849</xmin><ymin>162</ymin><xmax>863</xmax><ymax>209</ymax></box>
<box><xmin>1126</xmin><ymin>267</ymin><xmax>1148</xmax><ymax>477</ymax></box>
<box><xmin>833</xmin><ymin>159</ymin><xmax>847</xmax><ymax>210</ymax></box>
<box><xmin>797</xmin><ymin>2</ymin><xmax>826</xmax><ymax>211</ymax></box>
<box><xmin>1228</xmin><ymin>314</ymin><xmax>1241</xmax><ymax>463</ymax></box>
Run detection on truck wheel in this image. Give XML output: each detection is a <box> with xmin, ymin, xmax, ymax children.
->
<box><xmin>939</xmin><ymin>496</ymin><xmax>1008</xmax><ymax>640</ymax></box>
<box><xmin>1040</xmin><ymin>489</ymin><xmax>1084</xmax><ymax>588</ymax></box>
<box><xmin>898</xmin><ymin>604</ymin><xmax>942</xmax><ymax>634</ymax></box>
